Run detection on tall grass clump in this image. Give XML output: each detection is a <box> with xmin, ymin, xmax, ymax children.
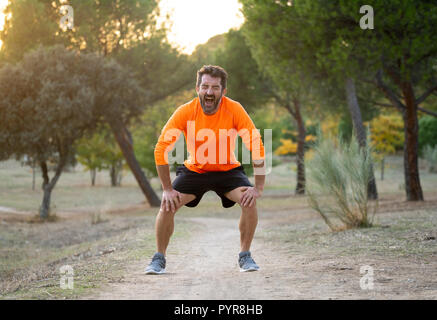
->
<box><xmin>423</xmin><ymin>145</ymin><xmax>437</xmax><ymax>173</ymax></box>
<box><xmin>307</xmin><ymin>134</ymin><xmax>377</xmax><ymax>231</ymax></box>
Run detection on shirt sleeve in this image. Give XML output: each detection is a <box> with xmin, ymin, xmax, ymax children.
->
<box><xmin>154</xmin><ymin>105</ymin><xmax>188</xmax><ymax>165</ymax></box>
<box><xmin>233</xmin><ymin>103</ymin><xmax>265</xmax><ymax>161</ymax></box>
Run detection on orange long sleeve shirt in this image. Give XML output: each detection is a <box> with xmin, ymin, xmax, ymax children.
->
<box><xmin>154</xmin><ymin>96</ymin><xmax>265</xmax><ymax>173</ymax></box>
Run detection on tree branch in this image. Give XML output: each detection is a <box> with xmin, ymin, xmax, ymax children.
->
<box><xmin>364</xmin><ymin>97</ymin><xmax>437</xmax><ymax>118</ymax></box>
<box><xmin>40</xmin><ymin>161</ymin><xmax>49</xmax><ymax>188</ymax></box>
<box><xmin>270</xmin><ymin>90</ymin><xmax>296</xmax><ymax>118</ymax></box>
<box><xmin>284</xmin><ymin>101</ymin><xmax>296</xmax><ymax>118</ymax></box>
<box><xmin>367</xmin><ymin>100</ymin><xmax>393</xmax><ymax>108</ymax></box>
<box><xmin>374</xmin><ymin>70</ymin><xmax>406</xmax><ymax>112</ymax></box>
<box><xmin>417</xmin><ymin>106</ymin><xmax>437</xmax><ymax>118</ymax></box>
<box><xmin>416</xmin><ymin>84</ymin><xmax>437</xmax><ymax>105</ymax></box>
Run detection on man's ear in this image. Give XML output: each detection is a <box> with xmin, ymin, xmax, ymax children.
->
<box><xmin>196</xmin><ymin>86</ymin><xmax>200</xmax><ymax>94</ymax></box>
<box><xmin>223</xmin><ymin>88</ymin><xmax>227</xmax><ymax>96</ymax></box>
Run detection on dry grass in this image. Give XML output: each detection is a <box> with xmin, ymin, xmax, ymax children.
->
<box><xmin>307</xmin><ymin>137</ymin><xmax>376</xmax><ymax>231</ymax></box>
<box><xmin>1</xmin><ymin>156</ymin><xmax>437</xmax><ymax>299</ymax></box>
<box><xmin>0</xmin><ymin>211</ymin><xmax>195</xmax><ymax>299</ymax></box>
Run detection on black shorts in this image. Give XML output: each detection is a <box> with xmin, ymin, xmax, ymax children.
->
<box><xmin>172</xmin><ymin>165</ymin><xmax>252</xmax><ymax>208</ymax></box>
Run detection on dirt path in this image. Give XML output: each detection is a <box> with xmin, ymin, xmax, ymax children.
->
<box><xmin>86</xmin><ymin>201</ymin><xmax>437</xmax><ymax>300</ymax></box>
<box><xmin>89</xmin><ymin>216</ymin><xmax>301</xmax><ymax>300</ymax></box>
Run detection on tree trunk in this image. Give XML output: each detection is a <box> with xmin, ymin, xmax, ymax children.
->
<box><xmin>90</xmin><ymin>169</ymin><xmax>96</xmax><ymax>186</ymax></box>
<box><xmin>401</xmin><ymin>81</ymin><xmax>424</xmax><ymax>201</ymax></box>
<box><xmin>293</xmin><ymin>98</ymin><xmax>306</xmax><ymax>195</ymax></box>
<box><xmin>345</xmin><ymin>77</ymin><xmax>378</xmax><ymax>200</ymax></box>
<box><xmin>32</xmin><ymin>164</ymin><xmax>36</xmax><ymax>191</ymax></box>
<box><xmin>110</xmin><ymin>165</ymin><xmax>116</xmax><ymax>187</ymax></box>
<box><xmin>109</xmin><ymin>163</ymin><xmax>122</xmax><ymax>187</ymax></box>
<box><xmin>108</xmin><ymin>118</ymin><xmax>161</xmax><ymax>206</ymax></box>
<box><xmin>41</xmin><ymin>160</ymin><xmax>49</xmax><ymax>188</ymax></box>
<box><xmin>39</xmin><ymin>156</ymin><xmax>67</xmax><ymax>219</ymax></box>
<box><xmin>377</xmin><ymin>66</ymin><xmax>424</xmax><ymax>201</ymax></box>
<box><xmin>381</xmin><ymin>157</ymin><xmax>385</xmax><ymax>181</ymax></box>
<box><xmin>40</xmin><ymin>183</ymin><xmax>53</xmax><ymax>219</ymax></box>
<box><xmin>117</xmin><ymin>169</ymin><xmax>123</xmax><ymax>186</ymax></box>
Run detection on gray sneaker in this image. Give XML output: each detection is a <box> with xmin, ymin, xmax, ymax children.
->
<box><xmin>145</xmin><ymin>252</ymin><xmax>166</xmax><ymax>275</ymax></box>
<box><xmin>239</xmin><ymin>251</ymin><xmax>260</xmax><ymax>272</ymax></box>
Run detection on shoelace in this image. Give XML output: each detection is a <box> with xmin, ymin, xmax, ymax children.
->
<box><xmin>151</xmin><ymin>256</ymin><xmax>165</xmax><ymax>269</ymax></box>
<box><xmin>239</xmin><ymin>254</ymin><xmax>255</xmax><ymax>267</ymax></box>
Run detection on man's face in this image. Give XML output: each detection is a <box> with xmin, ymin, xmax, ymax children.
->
<box><xmin>196</xmin><ymin>74</ymin><xmax>227</xmax><ymax>115</ymax></box>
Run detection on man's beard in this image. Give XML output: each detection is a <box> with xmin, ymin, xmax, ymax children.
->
<box><xmin>200</xmin><ymin>93</ymin><xmax>223</xmax><ymax>114</ymax></box>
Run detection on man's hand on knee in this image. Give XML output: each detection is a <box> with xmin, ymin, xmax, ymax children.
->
<box><xmin>161</xmin><ymin>188</ymin><xmax>182</xmax><ymax>213</ymax></box>
<box><xmin>240</xmin><ymin>186</ymin><xmax>262</xmax><ymax>208</ymax></box>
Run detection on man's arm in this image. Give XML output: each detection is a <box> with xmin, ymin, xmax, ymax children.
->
<box><xmin>156</xmin><ymin>164</ymin><xmax>173</xmax><ymax>191</ymax></box>
<box><xmin>154</xmin><ymin>104</ymin><xmax>187</xmax><ymax>167</ymax></box>
<box><xmin>233</xmin><ymin>104</ymin><xmax>266</xmax><ymax>207</ymax></box>
<box><xmin>156</xmin><ymin>164</ymin><xmax>181</xmax><ymax>213</ymax></box>
<box><xmin>241</xmin><ymin>159</ymin><xmax>266</xmax><ymax>208</ymax></box>
<box><xmin>253</xmin><ymin>159</ymin><xmax>266</xmax><ymax>193</ymax></box>
<box><xmin>154</xmin><ymin>105</ymin><xmax>190</xmax><ymax>212</ymax></box>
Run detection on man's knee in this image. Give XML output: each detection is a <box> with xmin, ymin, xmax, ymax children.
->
<box><xmin>240</xmin><ymin>203</ymin><xmax>257</xmax><ymax>212</ymax></box>
<box><xmin>159</xmin><ymin>205</ymin><xmax>180</xmax><ymax>216</ymax></box>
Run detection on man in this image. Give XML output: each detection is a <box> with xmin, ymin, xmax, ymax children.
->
<box><xmin>145</xmin><ymin>65</ymin><xmax>266</xmax><ymax>274</ymax></box>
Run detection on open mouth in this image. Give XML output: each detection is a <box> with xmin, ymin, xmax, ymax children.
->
<box><xmin>204</xmin><ymin>95</ymin><xmax>215</xmax><ymax>106</ymax></box>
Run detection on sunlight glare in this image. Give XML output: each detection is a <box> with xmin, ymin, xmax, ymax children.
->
<box><xmin>158</xmin><ymin>0</ymin><xmax>244</xmax><ymax>54</ymax></box>
<box><xmin>0</xmin><ymin>0</ymin><xmax>7</xmax><ymax>30</ymax></box>
<box><xmin>0</xmin><ymin>0</ymin><xmax>8</xmax><ymax>49</ymax></box>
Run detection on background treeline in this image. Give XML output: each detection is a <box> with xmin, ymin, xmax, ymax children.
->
<box><xmin>0</xmin><ymin>0</ymin><xmax>436</xmax><ymax>220</ymax></box>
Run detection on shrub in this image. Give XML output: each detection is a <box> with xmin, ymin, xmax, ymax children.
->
<box><xmin>423</xmin><ymin>145</ymin><xmax>437</xmax><ymax>173</ymax></box>
<box><xmin>307</xmin><ymin>135</ymin><xmax>377</xmax><ymax>231</ymax></box>
<box><xmin>419</xmin><ymin>116</ymin><xmax>437</xmax><ymax>153</ymax></box>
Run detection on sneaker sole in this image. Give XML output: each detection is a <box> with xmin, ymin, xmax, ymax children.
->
<box><xmin>145</xmin><ymin>268</ymin><xmax>166</xmax><ymax>275</ymax></box>
<box><xmin>239</xmin><ymin>267</ymin><xmax>259</xmax><ymax>272</ymax></box>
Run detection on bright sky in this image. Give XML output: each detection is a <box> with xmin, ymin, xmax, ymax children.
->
<box><xmin>0</xmin><ymin>0</ymin><xmax>6</xmax><ymax>29</ymax></box>
<box><xmin>0</xmin><ymin>0</ymin><xmax>6</xmax><ymax>49</ymax></box>
<box><xmin>158</xmin><ymin>0</ymin><xmax>244</xmax><ymax>54</ymax></box>
<box><xmin>0</xmin><ymin>0</ymin><xmax>245</xmax><ymax>53</ymax></box>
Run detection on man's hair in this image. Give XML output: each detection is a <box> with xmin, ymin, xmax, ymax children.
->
<box><xmin>196</xmin><ymin>65</ymin><xmax>228</xmax><ymax>89</ymax></box>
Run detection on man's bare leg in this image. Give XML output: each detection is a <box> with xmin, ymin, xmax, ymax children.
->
<box><xmin>155</xmin><ymin>193</ymin><xmax>196</xmax><ymax>255</ymax></box>
<box><xmin>239</xmin><ymin>205</ymin><xmax>258</xmax><ymax>252</ymax></box>
<box><xmin>224</xmin><ymin>187</ymin><xmax>258</xmax><ymax>252</ymax></box>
